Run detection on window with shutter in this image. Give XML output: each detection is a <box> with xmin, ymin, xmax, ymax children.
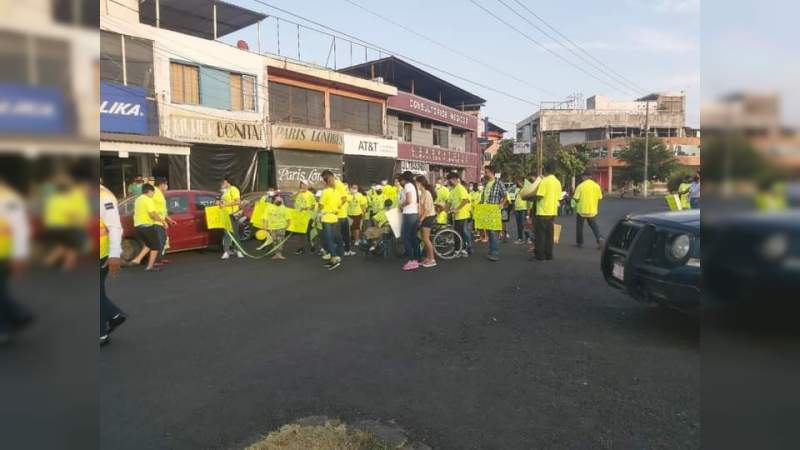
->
<box><xmin>230</xmin><ymin>73</ymin><xmax>243</xmax><ymax>110</ymax></box>
<box><xmin>269</xmin><ymin>82</ymin><xmax>324</xmax><ymax>126</ymax></box>
<box><xmin>242</xmin><ymin>75</ymin><xmax>256</xmax><ymax>111</ymax></box>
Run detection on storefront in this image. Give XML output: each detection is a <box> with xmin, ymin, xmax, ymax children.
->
<box><xmin>342</xmin><ymin>134</ymin><xmax>398</xmax><ymax>187</ymax></box>
<box><xmin>161</xmin><ymin>107</ymin><xmax>266</xmax><ymax>192</ymax></box>
<box><xmin>397</xmin><ymin>142</ymin><xmax>480</xmax><ymax>184</ymax></box>
<box><xmin>99</xmin><ymin>82</ymin><xmax>192</xmax><ymax>196</ymax></box>
<box><xmin>269</xmin><ymin>123</ymin><xmax>344</xmax><ymax>191</ymax></box>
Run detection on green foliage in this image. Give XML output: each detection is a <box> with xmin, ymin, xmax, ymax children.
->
<box><xmin>490</xmin><ymin>138</ymin><xmax>590</xmax><ymax>183</ymax></box>
<box><xmin>667</xmin><ymin>167</ymin><xmax>695</xmax><ymax>192</ymax></box>
<box><xmin>701</xmin><ymin>135</ymin><xmax>786</xmax><ymax>183</ymax></box>
<box><xmin>617</xmin><ymin>137</ymin><xmax>679</xmax><ymax>185</ymax></box>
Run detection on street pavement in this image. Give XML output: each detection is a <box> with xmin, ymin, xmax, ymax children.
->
<box><xmin>99</xmin><ymin>197</ymin><xmax>699</xmax><ymax>449</ymax></box>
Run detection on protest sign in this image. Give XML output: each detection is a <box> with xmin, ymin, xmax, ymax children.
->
<box><xmin>250</xmin><ymin>200</ymin><xmax>267</xmax><ymax>229</ymax></box>
<box><xmin>474</xmin><ymin>204</ymin><xmax>502</xmax><ymax>231</ymax></box>
<box><xmin>205</xmin><ymin>206</ymin><xmax>232</xmax><ymax>232</ymax></box>
<box><xmin>287</xmin><ymin>208</ymin><xmax>311</xmax><ymax>234</ymax></box>
<box><xmin>385</xmin><ymin>208</ymin><xmax>401</xmax><ymax>238</ymax></box>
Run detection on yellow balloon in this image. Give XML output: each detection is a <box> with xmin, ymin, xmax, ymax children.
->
<box><xmin>255</xmin><ymin>229</ymin><xmax>268</xmax><ymax>241</ymax></box>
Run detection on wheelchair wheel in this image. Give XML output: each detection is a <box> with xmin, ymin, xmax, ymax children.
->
<box><xmin>433</xmin><ymin>228</ymin><xmax>463</xmax><ymax>259</ymax></box>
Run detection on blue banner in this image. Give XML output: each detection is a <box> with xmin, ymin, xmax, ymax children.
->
<box><xmin>0</xmin><ymin>84</ymin><xmax>65</xmax><ymax>134</ymax></box>
<box><xmin>100</xmin><ymin>82</ymin><xmax>148</xmax><ymax>134</ymax></box>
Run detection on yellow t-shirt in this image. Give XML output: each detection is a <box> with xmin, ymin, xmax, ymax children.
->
<box><xmin>348</xmin><ymin>192</ymin><xmax>367</xmax><ymax>216</ymax></box>
<box><xmin>44</xmin><ymin>188</ymin><xmax>90</xmax><ymax>227</ymax></box>
<box><xmin>319</xmin><ymin>187</ymin><xmax>341</xmax><ymax>224</ymax></box>
<box><xmin>514</xmin><ymin>188</ymin><xmax>529</xmax><ymax>211</ymax></box>
<box><xmin>153</xmin><ymin>187</ymin><xmax>167</xmax><ymax>222</ymax></box>
<box><xmin>448</xmin><ymin>183</ymin><xmax>471</xmax><ymax>220</ymax></box>
<box><xmin>382</xmin><ymin>185</ymin><xmax>397</xmax><ymax>208</ymax></box>
<box><xmin>266</xmin><ymin>204</ymin><xmax>288</xmax><ymax>230</ymax></box>
<box><xmin>294</xmin><ymin>191</ymin><xmax>316</xmax><ymax>212</ymax></box>
<box><xmin>335</xmin><ymin>181</ymin><xmax>349</xmax><ymax>219</ymax></box>
<box><xmin>435</xmin><ymin>185</ymin><xmax>450</xmax><ymax>206</ymax></box>
<box><xmin>535</xmin><ymin>175</ymin><xmax>562</xmax><ymax>217</ymax></box>
<box><xmin>221</xmin><ymin>186</ymin><xmax>240</xmax><ymax>215</ymax></box>
<box><xmin>573</xmin><ymin>179</ymin><xmax>603</xmax><ymax>217</ymax></box>
<box><xmin>133</xmin><ymin>194</ymin><xmax>157</xmax><ymax>226</ymax></box>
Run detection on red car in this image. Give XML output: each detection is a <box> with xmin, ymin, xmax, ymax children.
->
<box><xmin>118</xmin><ymin>190</ymin><xmax>223</xmax><ymax>261</ymax></box>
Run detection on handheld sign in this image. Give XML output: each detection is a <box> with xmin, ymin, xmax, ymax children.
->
<box><xmin>205</xmin><ymin>206</ymin><xmax>233</xmax><ymax>232</ymax></box>
<box><xmin>474</xmin><ymin>204</ymin><xmax>502</xmax><ymax>231</ymax></box>
<box><xmin>286</xmin><ymin>208</ymin><xmax>311</xmax><ymax>234</ymax></box>
<box><xmin>385</xmin><ymin>208</ymin><xmax>402</xmax><ymax>238</ymax></box>
<box><xmin>250</xmin><ymin>199</ymin><xmax>268</xmax><ymax>229</ymax></box>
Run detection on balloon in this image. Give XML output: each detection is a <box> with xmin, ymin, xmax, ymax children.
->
<box><xmin>255</xmin><ymin>229</ymin><xmax>268</xmax><ymax>241</ymax></box>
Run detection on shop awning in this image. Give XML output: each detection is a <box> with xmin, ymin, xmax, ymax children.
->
<box><xmin>100</xmin><ymin>132</ymin><xmax>191</xmax><ymax>156</ymax></box>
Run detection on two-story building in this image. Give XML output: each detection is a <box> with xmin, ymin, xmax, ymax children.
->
<box><xmin>340</xmin><ymin>57</ymin><xmax>484</xmax><ymax>183</ymax></box>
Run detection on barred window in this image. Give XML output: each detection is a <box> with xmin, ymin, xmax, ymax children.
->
<box><xmin>330</xmin><ymin>94</ymin><xmax>382</xmax><ymax>135</ymax></box>
<box><xmin>269</xmin><ymin>81</ymin><xmax>324</xmax><ymax>126</ymax></box>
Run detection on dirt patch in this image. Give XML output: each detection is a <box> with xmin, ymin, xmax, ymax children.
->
<box><xmin>245</xmin><ymin>419</ymin><xmax>391</xmax><ymax>450</ymax></box>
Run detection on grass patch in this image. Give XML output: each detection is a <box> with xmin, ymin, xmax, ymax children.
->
<box><xmin>246</xmin><ymin>420</ymin><xmax>392</xmax><ymax>450</ymax></box>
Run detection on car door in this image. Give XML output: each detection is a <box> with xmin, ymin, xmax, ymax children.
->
<box><xmin>191</xmin><ymin>192</ymin><xmax>220</xmax><ymax>247</ymax></box>
<box><xmin>163</xmin><ymin>192</ymin><xmax>194</xmax><ymax>250</ymax></box>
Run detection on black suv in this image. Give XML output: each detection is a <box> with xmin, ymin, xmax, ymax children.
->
<box><xmin>601</xmin><ymin>210</ymin><xmax>701</xmax><ymax>312</ymax></box>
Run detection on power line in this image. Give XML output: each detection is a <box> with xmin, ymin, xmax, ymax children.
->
<box><xmin>498</xmin><ymin>0</ymin><xmax>644</xmax><ymax>96</ymax></box>
<box><xmin>510</xmin><ymin>0</ymin><xmax>649</xmax><ymax>94</ymax></box>
<box><xmin>246</xmin><ymin>0</ymin><xmax>541</xmax><ymax>107</ymax></box>
<box><xmin>341</xmin><ymin>0</ymin><xmax>558</xmax><ymax>97</ymax></box>
<box><xmin>468</xmin><ymin>0</ymin><xmax>637</xmax><ymax>98</ymax></box>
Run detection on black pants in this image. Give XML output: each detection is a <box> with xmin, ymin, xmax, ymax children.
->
<box><xmin>339</xmin><ymin>218</ymin><xmax>351</xmax><ymax>252</ymax></box>
<box><xmin>100</xmin><ymin>258</ymin><xmax>125</xmax><ymax>335</ymax></box>
<box><xmin>576</xmin><ymin>215</ymin><xmax>602</xmax><ymax>246</ymax></box>
<box><xmin>534</xmin><ymin>215</ymin><xmax>555</xmax><ymax>260</ymax></box>
<box><xmin>0</xmin><ymin>263</ymin><xmax>33</xmax><ymax>334</ymax></box>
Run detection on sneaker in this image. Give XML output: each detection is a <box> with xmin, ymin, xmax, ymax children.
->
<box><xmin>294</xmin><ymin>249</ymin><xmax>305</xmax><ymax>255</ymax></box>
<box><xmin>461</xmin><ymin>250</ymin><xmax>469</xmax><ymax>257</ymax></box>
<box><xmin>221</xmin><ymin>252</ymin><xmax>230</xmax><ymax>260</ymax></box>
<box><xmin>108</xmin><ymin>313</ymin><xmax>128</xmax><ymax>334</ymax></box>
<box><xmin>327</xmin><ymin>259</ymin><xmax>341</xmax><ymax>271</ymax></box>
<box><xmin>322</xmin><ymin>253</ymin><xmax>331</xmax><ymax>261</ymax></box>
<box><xmin>236</xmin><ymin>251</ymin><xmax>245</xmax><ymax>258</ymax></box>
<box><xmin>402</xmin><ymin>260</ymin><xmax>419</xmax><ymax>271</ymax></box>
<box><xmin>421</xmin><ymin>260</ymin><xmax>437</xmax><ymax>268</ymax></box>
<box><xmin>514</xmin><ymin>239</ymin><xmax>525</xmax><ymax>244</ymax></box>
<box><xmin>99</xmin><ymin>334</ymin><xmax>111</xmax><ymax>346</ymax></box>
<box><xmin>486</xmin><ymin>254</ymin><xmax>500</xmax><ymax>262</ymax></box>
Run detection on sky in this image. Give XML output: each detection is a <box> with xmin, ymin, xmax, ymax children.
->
<box><xmin>222</xmin><ymin>0</ymin><xmax>701</xmax><ymax>130</ymax></box>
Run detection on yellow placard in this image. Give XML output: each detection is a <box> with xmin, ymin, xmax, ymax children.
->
<box><xmin>474</xmin><ymin>204</ymin><xmax>502</xmax><ymax>231</ymax></box>
<box><xmin>205</xmin><ymin>206</ymin><xmax>232</xmax><ymax>232</ymax></box>
<box><xmin>665</xmin><ymin>194</ymin><xmax>682</xmax><ymax>211</ymax></box>
<box><xmin>250</xmin><ymin>199</ymin><xmax>268</xmax><ymax>229</ymax></box>
<box><xmin>286</xmin><ymin>208</ymin><xmax>311</xmax><ymax>234</ymax></box>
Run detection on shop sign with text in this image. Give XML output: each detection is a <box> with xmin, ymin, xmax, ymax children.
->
<box><xmin>399</xmin><ymin>160</ymin><xmax>429</xmax><ymax>175</ymax></box>
<box><xmin>398</xmin><ymin>142</ymin><xmax>479</xmax><ymax>168</ymax></box>
<box><xmin>270</xmin><ymin>124</ymin><xmax>344</xmax><ymax>153</ymax></box>
<box><xmin>388</xmin><ymin>92</ymin><xmax>477</xmax><ymax>131</ymax></box>
<box><xmin>165</xmin><ymin>110</ymin><xmax>265</xmax><ymax>146</ymax></box>
<box><xmin>343</xmin><ymin>134</ymin><xmax>397</xmax><ymax>158</ymax></box>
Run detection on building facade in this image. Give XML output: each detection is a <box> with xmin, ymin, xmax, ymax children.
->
<box><xmin>340</xmin><ymin>57</ymin><xmax>484</xmax><ymax>183</ymax></box>
<box><xmin>516</xmin><ymin>92</ymin><xmax>695</xmax><ymax>192</ymax></box>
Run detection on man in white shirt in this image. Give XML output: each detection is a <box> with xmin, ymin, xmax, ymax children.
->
<box><xmin>400</xmin><ymin>171</ymin><xmax>420</xmax><ymax>271</ymax></box>
<box><xmin>0</xmin><ymin>178</ymin><xmax>33</xmax><ymax>344</ymax></box>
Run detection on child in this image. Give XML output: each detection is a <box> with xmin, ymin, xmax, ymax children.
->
<box><xmin>264</xmin><ymin>194</ymin><xmax>289</xmax><ymax>261</ymax></box>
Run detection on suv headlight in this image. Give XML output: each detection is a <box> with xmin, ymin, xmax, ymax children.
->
<box><xmin>761</xmin><ymin>233</ymin><xmax>789</xmax><ymax>262</ymax></box>
<box><xmin>669</xmin><ymin>234</ymin><xmax>692</xmax><ymax>261</ymax></box>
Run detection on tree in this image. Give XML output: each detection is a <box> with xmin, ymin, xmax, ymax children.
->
<box><xmin>490</xmin><ymin>137</ymin><xmax>590</xmax><ymax>184</ymax></box>
<box><xmin>617</xmin><ymin>137</ymin><xmax>679</xmax><ymax>186</ymax></box>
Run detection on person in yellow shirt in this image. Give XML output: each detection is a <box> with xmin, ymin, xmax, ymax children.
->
<box><xmin>42</xmin><ymin>176</ymin><xmax>90</xmax><ymax>270</ymax></box>
<box><xmin>292</xmin><ymin>181</ymin><xmax>317</xmax><ymax>255</ymax></box>
<box><xmin>335</xmin><ymin>180</ymin><xmax>352</xmax><ymax>256</ymax></box>
<box><xmin>347</xmin><ymin>185</ymin><xmax>368</xmax><ymax>254</ymax></box>
<box><xmin>368</xmin><ymin>185</ymin><xmax>386</xmax><ymax>226</ymax></box>
<box><xmin>319</xmin><ymin>170</ymin><xmax>344</xmax><ymax>270</ymax></box>
<box><xmin>153</xmin><ymin>178</ymin><xmax>177</xmax><ymax>264</ymax></box>
<box><xmin>381</xmin><ymin>180</ymin><xmax>396</xmax><ymax>209</ymax></box>
<box><xmin>573</xmin><ymin>173</ymin><xmax>605</xmax><ymax>249</ymax></box>
<box><xmin>264</xmin><ymin>194</ymin><xmax>289</xmax><ymax>261</ymax></box>
<box><xmin>531</xmin><ymin>162</ymin><xmax>562</xmax><ymax>261</ymax></box>
<box><xmin>130</xmin><ymin>184</ymin><xmax>164</xmax><ymax>271</ymax></box>
<box><xmin>512</xmin><ymin>177</ymin><xmax>530</xmax><ymax>244</ymax></box>
<box><xmin>446</xmin><ymin>172</ymin><xmax>473</xmax><ymax>256</ymax></box>
<box><xmin>218</xmin><ymin>177</ymin><xmax>243</xmax><ymax>259</ymax></box>
<box><xmin>469</xmin><ymin>182</ymin><xmax>484</xmax><ymax>243</ymax></box>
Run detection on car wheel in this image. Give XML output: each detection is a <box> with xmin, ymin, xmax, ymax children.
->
<box><xmin>121</xmin><ymin>238</ymin><xmax>141</xmax><ymax>262</ymax></box>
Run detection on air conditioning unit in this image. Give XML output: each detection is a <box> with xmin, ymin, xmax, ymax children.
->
<box><xmin>372</xmin><ymin>76</ymin><xmax>384</xmax><ymax>83</ymax></box>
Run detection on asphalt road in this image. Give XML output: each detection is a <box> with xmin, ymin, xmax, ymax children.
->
<box><xmin>99</xmin><ymin>197</ymin><xmax>699</xmax><ymax>449</ymax></box>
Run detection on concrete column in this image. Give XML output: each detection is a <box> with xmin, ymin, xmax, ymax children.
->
<box><xmin>607</xmin><ymin>166</ymin><xmax>613</xmax><ymax>193</ymax></box>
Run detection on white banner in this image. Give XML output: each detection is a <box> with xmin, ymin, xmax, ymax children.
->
<box><xmin>513</xmin><ymin>142</ymin><xmax>531</xmax><ymax>154</ymax></box>
<box><xmin>343</xmin><ymin>134</ymin><xmax>398</xmax><ymax>158</ymax></box>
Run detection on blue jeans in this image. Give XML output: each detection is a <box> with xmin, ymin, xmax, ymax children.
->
<box><xmin>322</xmin><ymin>222</ymin><xmax>344</xmax><ymax>258</ymax></box>
<box><xmin>690</xmin><ymin>197</ymin><xmax>699</xmax><ymax>209</ymax></box>
<box><xmin>514</xmin><ymin>210</ymin><xmax>526</xmax><ymax>240</ymax></box>
<box><xmin>339</xmin><ymin>218</ymin><xmax>351</xmax><ymax>252</ymax></box>
<box><xmin>487</xmin><ymin>230</ymin><xmax>499</xmax><ymax>256</ymax></box>
<box><xmin>402</xmin><ymin>213</ymin><xmax>420</xmax><ymax>260</ymax></box>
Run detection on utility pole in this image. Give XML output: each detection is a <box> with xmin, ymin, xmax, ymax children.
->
<box><xmin>642</xmin><ymin>100</ymin><xmax>650</xmax><ymax>198</ymax></box>
<box><xmin>536</xmin><ymin>108</ymin><xmax>544</xmax><ymax>176</ymax></box>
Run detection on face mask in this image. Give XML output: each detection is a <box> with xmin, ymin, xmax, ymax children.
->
<box><xmin>275</xmin><ymin>201</ymin><xmax>282</xmax><ymax>206</ymax></box>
